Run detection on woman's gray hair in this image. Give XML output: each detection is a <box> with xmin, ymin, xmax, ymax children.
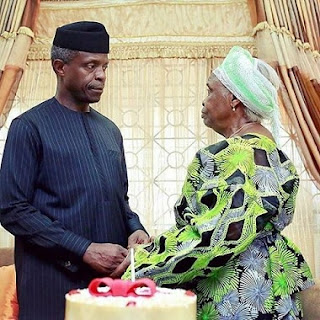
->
<box><xmin>244</xmin><ymin>107</ymin><xmax>263</xmax><ymax>123</ymax></box>
<box><xmin>51</xmin><ymin>45</ymin><xmax>79</xmax><ymax>63</ymax></box>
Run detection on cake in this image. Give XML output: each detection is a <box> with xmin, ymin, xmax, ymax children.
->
<box><xmin>65</xmin><ymin>277</ymin><xmax>197</xmax><ymax>320</ymax></box>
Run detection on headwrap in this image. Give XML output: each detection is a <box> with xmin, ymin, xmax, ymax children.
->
<box><xmin>53</xmin><ymin>21</ymin><xmax>109</xmax><ymax>53</ymax></box>
<box><xmin>213</xmin><ymin>46</ymin><xmax>281</xmax><ymax>144</ymax></box>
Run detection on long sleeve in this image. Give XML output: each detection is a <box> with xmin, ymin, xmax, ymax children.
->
<box><xmin>1</xmin><ymin>98</ymin><xmax>147</xmax><ymax>260</ymax></box>
<box><xmin>123</xmin><ymin>136</ymin><xmax>298</xmax><ymax>286</ymax></box>
<box><xmin>1</xmin><ymin>99</ymin><xmax>149</xmax><ymax>320</ymax></box>
<box><xmin>0</xmin><ymin>118</ymin><xmax>91</xmax><ymax>258</ymax></box>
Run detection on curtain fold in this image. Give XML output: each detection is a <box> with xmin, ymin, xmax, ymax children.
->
<box><xmin>253</xmin><ymin>0</ymin><xmax>320</xmax><ymax>189</ymax></box>
<box><xmin>0</xmin><ymin>0</ymin><xmax>40</xmax><ymax>127</ymax></box>
<box><xmin>28</xmin><ymin>0</ymin><xmax>255</xmax><ymax>61</ymax></box>
<box><xmin>253</xmin><ymin>0</ymin><xmax>320</xmax><ymax>277</ymax></box>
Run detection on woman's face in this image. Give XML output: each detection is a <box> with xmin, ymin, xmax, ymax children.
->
<box><xmin>201</xmin><ymin>74</ymin><xmax>233</xmax><ymax>133</ymax></box>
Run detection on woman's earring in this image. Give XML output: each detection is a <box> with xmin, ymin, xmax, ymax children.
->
<box><xmin>232</xmin><ymin>106</ymin><xmax>236</xmax><ymax>112</ymax></box>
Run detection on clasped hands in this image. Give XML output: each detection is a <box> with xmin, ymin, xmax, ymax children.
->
<box><xmin>82</xmin><ymin>230</ymin><xmax>151</xmax><ymax>278</ymax></box>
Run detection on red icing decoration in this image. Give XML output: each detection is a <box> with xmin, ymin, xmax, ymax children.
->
<box><xmin>88</xmin><ymin>277</ymin><xmax>156</xmax><ymax>298</ymax></box>
<box><xmin>127</xmin><ymin>279</ymin><xmax>156</xmax><ymax>297</ymax></box>
<box><xmin>185</xmin><ymin>290</ymin><xmax>195</xmax><ymax>296</ymax></box>
<box><xmin>68</xmin><ymin>289</ymin><xmax>80</xmax><ymax>295</ymax></box>
<box><xmin>126</xmin><ymin>301</ymin><xmax>137</xmax><ymax>307</ymax></box>
<box><xmin>88</xmin><ymin>278</ymin><xmax>114</xmax><ymax>297</ymax></box>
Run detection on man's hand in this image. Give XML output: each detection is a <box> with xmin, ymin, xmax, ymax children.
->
<box><xmin>82</xmin><ymin>242</ymin><xmax>128</xmax><ymax>274</ymax></box>
<box><xmin>109</xmin><ymin>254</ymin><xmax>130</xmax><ymax>278</ymax></box>
<box><xmin>128</xmin><ymin>230</ymin><xmax>150</xmax><ymax>249</ymax></box>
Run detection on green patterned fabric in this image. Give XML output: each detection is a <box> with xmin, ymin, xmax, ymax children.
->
<box><xmin>123</xmin><ymin>134</ymin><xmax>314</xmax><ymax>319</ymax></box>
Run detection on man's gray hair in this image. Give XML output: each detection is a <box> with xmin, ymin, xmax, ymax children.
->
<box><xmin>51</xmin><ymin>45</ymin><xmax>79</xmax><ymax>63</ymax></box>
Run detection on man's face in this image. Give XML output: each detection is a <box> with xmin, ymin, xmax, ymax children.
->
<box><xmin>62</xmin><ymin>51</ymin><xmax>109</xmax><ymax>104</ymax></box>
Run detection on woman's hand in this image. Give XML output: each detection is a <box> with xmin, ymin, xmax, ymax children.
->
<box><xmin>128</xmin><ymin>230</ymin><xmax>150</xmax><ymax>248</ymax></box>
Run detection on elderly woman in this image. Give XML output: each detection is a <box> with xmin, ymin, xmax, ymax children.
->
<box><xmin>120</xmin><ymin>46</ymin><xmax>314</xmax><ymax>319</ymax></box>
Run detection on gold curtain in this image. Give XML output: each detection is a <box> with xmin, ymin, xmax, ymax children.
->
<box><xmin>0</xmin><ymin>0</ymin><xmax>40</xmax><ymax>127</ymax></box>
<box><xmin>253</xmin><ymin>0</ymin><xmax>320</xmax><ymax>188</ymax></box>
<box><xmin>28</xmin><ymin>0</ymin><xmax>255</xmax><ymax>61</ymax></box>
<box><xmin>0</xmin><ymin>0</ymin><xmax>318</xmax><ymax>277</ymax></box>
<box><xmin>252</xmin><ymin>0</ymin><xmax>320</xmax><ymax>277</ymax></box>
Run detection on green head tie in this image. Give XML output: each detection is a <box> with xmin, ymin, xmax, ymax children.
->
<box><xmin>213</xmin><ymin>46</ymin><xmax>281</xmax><ymax>144</ymax></box>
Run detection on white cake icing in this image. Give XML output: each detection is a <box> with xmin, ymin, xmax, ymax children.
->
<box><xmin>65</xmin><ymin>278</ymin><xmax>197</xmax><ymax>320</ymax></box>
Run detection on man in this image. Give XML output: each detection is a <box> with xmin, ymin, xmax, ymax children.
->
<box><xmin>0</xmin><ymin>21</ymin><xmax>149</xmax><ymax>320</ymax></box>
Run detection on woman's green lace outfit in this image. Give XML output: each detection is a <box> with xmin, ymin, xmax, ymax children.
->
<box><xmin>123</xmin><ymin>134</ymin><xmax>314</xmax><ymax>319</ymax></box>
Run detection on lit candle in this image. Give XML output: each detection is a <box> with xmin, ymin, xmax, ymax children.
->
<box><xmin>130</xmin><ymin>247</ymin><xmax>135</xmax><ymax>282</ymax></box>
